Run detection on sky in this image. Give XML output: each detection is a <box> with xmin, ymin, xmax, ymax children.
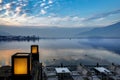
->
<box><xmin>0</xmin><ymin>0</ymin><xmax>120</xmax><ymax>27</ymax></box>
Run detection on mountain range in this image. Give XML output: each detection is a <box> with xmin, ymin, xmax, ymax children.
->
<box><xmin>0</xmin><ymin>22</ymin><xmax>120</xmax><ymax>38</ymax></box>
<box><xmin>78</xmin><ymin>22</ymin><xmax>120</xmax><ymax>38</ymax></box>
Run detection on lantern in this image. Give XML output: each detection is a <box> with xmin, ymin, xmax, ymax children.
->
<box><xmin>12</xmin><ymin>53</ymin><xmax>31</xmax><ymax>79</ymax></box>
<box><xmin>31</xmin><ymin>45</ymin><xmax>39</xmax><ymax>61</ymax></box>
<box><xmin>31</xmin><ymin>45</ymin><xmax>39</xmax><ymax>54</ymax></box>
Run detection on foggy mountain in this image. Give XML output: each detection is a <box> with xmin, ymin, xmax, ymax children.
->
<box><xmin>79</xmin><ymin>22</ymin><xmax>120</xmax><ymax>38</ymax></box>
<box><xmin>0</xmin><ymin>22</ymin><xmax>120</xmax><ymax>38</ymax></box>
<box><xmin>0</xmin><ymin>26</ymin><xmax>92</xmax><ymax>38</ymax></box>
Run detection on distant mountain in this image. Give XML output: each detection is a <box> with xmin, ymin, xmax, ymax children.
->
<box><xmin>1</xmin><ymin>22</ymin><xmax>120</xmax><ymax>38</ymax></box>
<box><xmin>0</xmin><ymin>26</ymin><xmax>92</xmax><ymax>38</ymax></box>
<box><xmin>79</xmin><ymin>22</ymin><xmax>120</xmax><ymax>38</ymax></box>
<box><xmin>0</xmin><ymin>30</ymin><xmax>10</xmax><ymax>36</ymax></box>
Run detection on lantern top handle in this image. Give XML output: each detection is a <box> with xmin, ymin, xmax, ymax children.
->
<box><xmin>12</xmin><ymin>53</ymin><xmax>31</xmax><ymax>58</ymax></box>
<box><xmin>15</xmin><ymin>53</ymin><xmax>30</xmax><ymax>56</ymax></box>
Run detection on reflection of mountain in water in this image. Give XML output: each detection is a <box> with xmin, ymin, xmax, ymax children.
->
<box><xmin>78</xmin><ymin>39</ymin><xmax>120</xmax><ymax>54</ymax></box>
<box><xmin>0</xmin><ymin>39</ymin><xmax>120</xmax><ymax>66</ymax></box>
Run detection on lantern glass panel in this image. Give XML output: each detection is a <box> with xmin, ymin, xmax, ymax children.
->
<box><xmin>14</xmin><ymin>58</ymin><xmax>27</xmax><ymax>74</ymax></box>
<box><xmin>31</xmin><ymin>46</ymin><xmax>38</xmax><ymax>54</ymax></box>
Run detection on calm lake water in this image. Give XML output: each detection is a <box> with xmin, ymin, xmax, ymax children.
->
<box><xmin>0</xmin><ymin>39</ymin><xmax>120</xmax><ymax>66</ymax></box>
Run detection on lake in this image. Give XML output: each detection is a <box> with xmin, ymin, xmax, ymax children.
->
<box><xmin>0</xmin><ymin>39</ymin><xmax>120</xmax><ymax>66</ymax></box>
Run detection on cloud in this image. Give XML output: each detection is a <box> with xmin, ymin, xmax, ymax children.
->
<box><xmin>13</xmin><ymin>6</ymin><xmax>23</xmax><ymax>17</ymax></box>
<box><xmin>0</xmin><ymin>0</ymin><xmax>120</xmax><ymax>27</ymax></box>
<box><xmin>0</xmin><ymin>12</ymin><xmax>119</xmax><ymax>27</ymax></box>
<box><xmin>15</xmin><ymin>6</ymin><xmax>22</xmax><ymax>12</ymax></box>
<box><xmin>5</xmin><ymin>3</ymin><xmax>12</xmax><ymax>10</ymax></box>
<box><xmin>0</xmin><ymin>0</ymin><xmax>2</xmax><ymax>3</ymax></box>
<box><xmin>0</xmin><ymin>0</ymin><xmax>55</xmax><ymax>18</ymax></box>
<box><xmin>85</xmin><ymin>9</ymin><xmax>120</xmax><ymax>21</ymax></box>
<box><xmin>44</xmin><ymin>6</ymin><xmax>49</xmax><ymax>9</ymax></box>
<box><xmin>0</xmin><ymin>16</ymin><xmax>84</xmax><ymax>27</ymax></box>
<box><xmin>22</xmin><ymin>16</ymin><xmax>86</xmax><ymax>27</ymax></box>
<box><xmin>48</xmin><ymin>0</ymin><xmax>53</xmax><ymax>4</ymax></box>
<box><xmin>96</xmin><ymin>18</ymin><xmax>105</xmax><ymax>21</ymax></box>
<box><xmin>72</xmin><ymin>16</ymin><xmax>85</xmax><ymax>21</ymax></box>
<box><xmin>0</xmin><ymin>7</ymin><xmax>2</xmax><ymax>11</ymax></box>
<box><xmin>40</xmin><ymin>3</ymin><xmax>46</xmax><ymax>7</ymax></box>
<box><xmin>4</xmin><ymin>10</ymin><xmax>14</xmax><ymax>17</ymax></box>
<box><xmin>40</xmin><ymin>9</ymin><xmax>46</xmax><ymax>15</ymax></box>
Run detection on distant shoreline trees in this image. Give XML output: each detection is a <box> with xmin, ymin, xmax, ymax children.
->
<box><xmin>0</xmin><ymin>35</ymin><xmax>39</xmax><ymax>41</ymax></box>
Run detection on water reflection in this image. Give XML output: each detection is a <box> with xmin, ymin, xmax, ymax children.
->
<box><xmin>40</xmin><ymin>48</ymin><xmax>120</xmax><ymax>66</ymax></box>
<box><xmin>0</xmin><ymin>39</ymin><xmax>120</xmax><ymax>66</ymax></box>
<box><xmin>80</xmin><ymin>39</ymin><xmax>120</xmax><ymax>54</ymax></box>
<box><xmin>0</xmin><ymin>49</ymin><xmax>23</xmax><ymax>66</ymax></box>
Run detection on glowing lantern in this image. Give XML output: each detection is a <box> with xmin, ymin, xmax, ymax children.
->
<box><xmin>12</xmin><ymin>53</ymin><xmax>31</xmax><ymax>75</ymax></box>
<box><xmin>31</xmin><ymin>45</ymin><xmax>39</xmax><ymax>54</ymax></box>
<box><xmin>31</xmin><ymin>45</ymin><xmax>39</xmax><ymax>61</ymax></box>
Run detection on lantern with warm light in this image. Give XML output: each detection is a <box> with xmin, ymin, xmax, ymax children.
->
<box><xmin>12</xmin><ymin>53</ymin><xmax>31</xmax><ymax>79</ymax></box>
<box><xmin>31</xmin><ymin>45</ymin><xmax>39</xmax><ymax>61</ymax></box>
